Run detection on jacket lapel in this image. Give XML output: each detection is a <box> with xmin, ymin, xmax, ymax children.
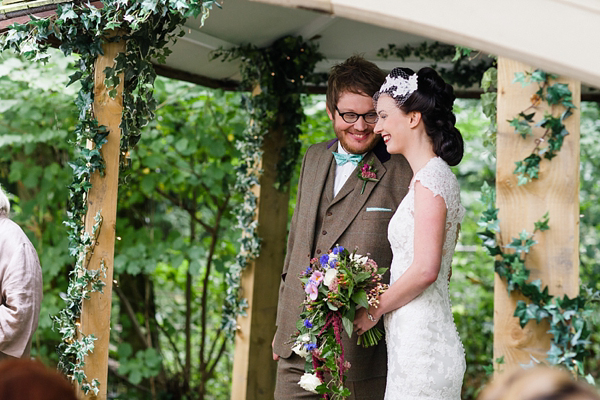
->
<box><xmin>305</xmin><ymin>145</ymin><xmax>336</xmax><ymax>255</ymax></box>
<box><xmin>323</xmin><ymin>148</ymin><xmax>388</xmax><ymax>251</ymax></box>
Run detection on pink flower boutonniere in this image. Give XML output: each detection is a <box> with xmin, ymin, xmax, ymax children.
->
<box><xmin>357</xmin><ymin>160</ymin><xmax>379</xmax><ymax>194</ymax></box>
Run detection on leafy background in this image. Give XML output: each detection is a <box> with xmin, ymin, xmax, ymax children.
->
<box><xmin>1</xmin><ymin>49</ymin><xmax>598</xmax><ymax>399</ymax></box>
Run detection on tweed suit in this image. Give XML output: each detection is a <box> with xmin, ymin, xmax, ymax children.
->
<box><xmin>274</xmin><ymin>138</ymin><xmax>412</xmax><ymax>398</ymax></box>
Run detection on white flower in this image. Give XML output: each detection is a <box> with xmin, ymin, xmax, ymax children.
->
<box><xmin>324</xmin><ymin>268</ymin><xmax>338</xmax><ymax>288</ymax></box>
<box><xmin>298</xmin><ymin>372</ymin><xmax>321</xmax><ymax>393</ymax></box>
<box><xmin>299</xmin><ymin>334</ymin><xmax>310</xmax><ymax>343</ymax></box>
<box><xmin>350</xmin><ymin>253</ymin><xmax>369</xmax><ymax>265</ymax></box>
<box><xmin>292</xmin><ymin>342</ymin><xmax>309</xmax><ymax>358</ymax></box>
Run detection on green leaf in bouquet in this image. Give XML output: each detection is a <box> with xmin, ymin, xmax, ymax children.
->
<box><xmin>354</xmin><ymin>271</ymin><xmax>371</xmax><ymax>283</ymax></box>
<box><xmin>327</xmin><ymin>302</ymin><xmax>339</xmax><ymax>311</ymax></box>
<box><xmin>351</xmin><ymin>290</ymin><xmax>369</xmax><ymax>309</ymax></box>
<box><xmin>377</xmin><ymin>267</ymin><xmax>388</xmax><ymax>275</ymax></box>
<box><xmin>342</xmin><ymin>315</ymin><xmax>354</xmax><ymax>339</ymax></box>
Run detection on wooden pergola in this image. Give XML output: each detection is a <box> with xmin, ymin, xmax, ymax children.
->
<box><xmin>2</xmin><ymin>0</ymin><xmax>599</xmax><ymax>399</ymax></box>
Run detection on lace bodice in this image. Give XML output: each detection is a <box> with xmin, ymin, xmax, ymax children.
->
<box><xmin>384</xmin><ymin>157</ymin><xmax>466</xmax><ymax>399</ymax></box>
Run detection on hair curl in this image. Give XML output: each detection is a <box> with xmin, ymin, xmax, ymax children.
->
<box><xmin>376</xmin><ymin>67</ymin><xmax>464</xmax><ymax>166</ymax></box>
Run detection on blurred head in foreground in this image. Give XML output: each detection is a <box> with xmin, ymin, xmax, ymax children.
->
<box><xmin>0</xmin><ymin>359</ymin><xmax>77</xmax><ymax>400</ymax></box>
<box><xmin>478</xmin><ymin>366</ymin><xmax>600</xmax><ymax>400</ymax></box>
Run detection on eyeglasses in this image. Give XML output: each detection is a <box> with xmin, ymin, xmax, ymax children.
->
<box><xmin>335</xmin><ymin>106</ymin><xmax>378</xmax><ymax>124</ymax></box>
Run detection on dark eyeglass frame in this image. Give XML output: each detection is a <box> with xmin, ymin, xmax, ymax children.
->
<box><xmin>335</xmin><ymin>106</ymin><xmax>378</xmax><ymax>124</ymax></box>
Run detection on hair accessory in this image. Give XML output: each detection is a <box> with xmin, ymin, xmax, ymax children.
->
<box><xmin>378</xmin><ymin>68</ymin><xmax>418</xmax><ymax>106</ymax></box>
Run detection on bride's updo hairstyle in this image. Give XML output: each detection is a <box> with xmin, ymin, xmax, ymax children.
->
<box><xmin>374</xmin><ymin>67</ymin><xmax>464</xmax><ymax>166</ymax></box>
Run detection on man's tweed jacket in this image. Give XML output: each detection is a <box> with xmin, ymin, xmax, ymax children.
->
<box><xmin>273</xmin><ymin>138</ymin><xmax>412</xmax><ymax>381</ymax></box>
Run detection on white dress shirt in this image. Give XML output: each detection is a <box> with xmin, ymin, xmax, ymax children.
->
<box><xmin>333</xmin><ymin>144</ymin><xmax>364</xmax><ymax>197</ymax></box>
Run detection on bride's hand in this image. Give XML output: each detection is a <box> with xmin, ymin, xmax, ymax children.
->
<box><xmin>353</xmin><ymin>307</ymin><xmax>378</xmax><ymax>336</ymax></box>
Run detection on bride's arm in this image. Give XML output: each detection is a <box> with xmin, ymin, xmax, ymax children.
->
<box><xmin>369</xmin><ymin>182</ymin><xmax>446</xmax><ymax>320</ymax></box>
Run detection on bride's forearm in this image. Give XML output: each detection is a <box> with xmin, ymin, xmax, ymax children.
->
<box><xmin>370</xmin><ymin>261</ymin><xmax>438</xmax><ymax>319</ymax></box>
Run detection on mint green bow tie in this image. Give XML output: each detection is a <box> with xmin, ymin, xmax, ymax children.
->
<box><xmin>333</xmin><ymin>152</ymin><xmax>364</xmax><ymax>166</ymax></box>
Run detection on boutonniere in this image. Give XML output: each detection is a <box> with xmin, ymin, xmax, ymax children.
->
<box><xmin>357</xmin><ymin>159</ymin><xmax>379</xmax><ymax>194</ymax></box>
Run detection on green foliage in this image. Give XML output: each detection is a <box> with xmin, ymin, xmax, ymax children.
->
<box><xmin>212</xmin><ymin>36</ymin><xmax>324</xmax><ymax>339</ymax></box>
<box><xmin>1</xmin><ymin>0</ymin><xmax>218</xmax><ymax>393</ymax></box>
<box><xmin>377</xmin><ymin>42</ymin><xmax>495</xmax><ymax>88</ymax></box>
<box><xmin>477</xmin><ymin>184</ymin><xmax>599</xmax><ymax>381</ymax></box>
<box><xmin>479</xmin><ymin>66</ymin><xmax>498</xmax><ymax>150</ymax></box>
<box><xmin>117</xmin><ymin>344</ymin><xmax>162</xmax><ymax>385</ymax></box>
<box><xmin>509</xmin><ymin>69</ymin><xmax>575</xmax><ymax>185</ymax></box>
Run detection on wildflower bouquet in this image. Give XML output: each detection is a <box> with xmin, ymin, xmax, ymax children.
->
<box><xmin>292</xmin><ymin>245</ymin><xmax>388</xmax><ymax>398</ymax></box>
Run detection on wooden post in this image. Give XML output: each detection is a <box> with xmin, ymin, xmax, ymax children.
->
<box><xmin>494</xmin><ymin>57</ymin><xmax>580</xmax><ymax>370</ymax></box>
<box><xmin>231</xmin><ymin>111</ymin><xmax>290</xmax><ymax>399</ymax></box>
<box><xmin>78</xmin><ymin>37</ymin><xmax>126</xmax><ymax>400</ymax></box>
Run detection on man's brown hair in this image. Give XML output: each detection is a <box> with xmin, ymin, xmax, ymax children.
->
<box><xmin>326</xmin><ymin>55</ymin><xmax>386</xmax><ymax>114</ymax></box>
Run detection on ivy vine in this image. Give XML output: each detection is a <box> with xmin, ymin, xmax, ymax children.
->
<box><xmin>478</xmin><ymin>183</ymin><xmax>599</xmax><ymax>382</ymax></box>
<box><xmin>476</xmin><ymin>62</ymin><xmax>598</xmax><ymax>382</ymax></box>
<box><xmin>377</xmin><ymin>41</ymin><xmax>495</xmax><ymax>89</ymax></box>
<box><xmin>1</xmin><ymin>0</ymin><xmax>217</xmax><ymax>394</ymax></box>
<box><xmin>211</xmin><ymin>36</ymin><xmax>324</xmax><ymax>338</ymax></box>
<box><xmin>509</xmin><ymin>70</ymin><xmax>576</xmax><ymax>185</ymax></box>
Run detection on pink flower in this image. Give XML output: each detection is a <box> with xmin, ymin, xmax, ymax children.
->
<box><xmin>305</xmin><ymin>282</ymin><xmax>319</xmax><ymax>301</ymax></box>
<box><xmin>310</xmin><ymin>271</ymin><xmax>324</xmax><ymax>286</ymax></box>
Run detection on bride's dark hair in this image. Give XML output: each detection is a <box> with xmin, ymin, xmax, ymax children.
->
<box><xmin>378</xmin><ymin>67</ymin><xmax>464</xmax><ymax>166</ymax></box>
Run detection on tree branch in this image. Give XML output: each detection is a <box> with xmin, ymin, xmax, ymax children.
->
<box><xmin>114</xmin><ymin>284</ymin><xmax>149</xmax><ymax>349</ymax></box>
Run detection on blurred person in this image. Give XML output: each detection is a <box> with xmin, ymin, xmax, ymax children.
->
<box><xmin>0</xmin><ymin>358</ymin><xmax>77</xmax><ymax>400</ymax></box>
<box><xmin>0</xmin><ymin>185</ymin><xmax>43</xmax><ymax>360</ymax></box>
<box><xmin>478</xmin><ymin>365</ymin><xmax>600</xmax><ymax>400</ymax></box>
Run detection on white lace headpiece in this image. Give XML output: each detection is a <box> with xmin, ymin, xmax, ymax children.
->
<box><xmin>378</xmin><ymin>68</ymin><xmax>418</xmax><ymax>106</ymax></box>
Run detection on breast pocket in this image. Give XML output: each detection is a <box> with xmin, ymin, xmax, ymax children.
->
<box><xmin>362</xmin><ymin>207</ymin><xmax>395</xmax><ymax>220</ymax></box>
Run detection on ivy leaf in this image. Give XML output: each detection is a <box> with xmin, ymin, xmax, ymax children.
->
<box><xmin>481</xmin><ymin>67</ymin><xmax>497</xmax><ymax>92</ymax></box>
<box><xmin>534</xmin><ymin>212</ymin><xmax>550</xmax><ymax>232</ymax></box>
<box><xmin>530</xmin><ymin>69</ymin><xmax>547</xmax><ymax>83</ymax></box>
<box><xmin>546</xmin><ymin>83</ymin><xmax>572</xmax><ymax>106</ymax></box>
<box><xmin>513</xmin><ymin>72</ymin><xmax>528</xmax><ymax>86</ymax></box>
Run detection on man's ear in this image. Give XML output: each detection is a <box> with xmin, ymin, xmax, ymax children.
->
<box><xmin>326</xmin><ymin>105</ymin><xmax>334</xmax><ymax>121</ymax></box>
<box><xmin>409</xmin><ymin>111</ymin><xmax>422</xmax><ymax>128</ymax></box>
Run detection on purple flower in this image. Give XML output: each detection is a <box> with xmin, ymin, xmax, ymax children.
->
<box><xmin>305</xmin><ymin>282</ymin><xmax>318</xmax><ymax>300</ymax></box>
<box><xmin>328</xmin><ymin>259</ymin><xmax>338</xmax><ymax>268</ymax></box>
<box><xmin>305</xmin><ymin>342</ymin><xmax>317</xmax><ymax>351</ymax></box>
<box><xmin>304</xmin><ymin>319</ymin><xmax>313</xmax><ymax>328</ymax></box>
<box><xmin>319</xmin><ymin>254</ymin><xmax>329</xmax><ymax>266</ymax></box>
<box><xmin>303</xmin><ymin>266</ymin><xmax>312</xmax><ymax>275</ymax></box>
<box><xmin>332</xmin><ymin>246</ymin><xmax>344</xmax><ymax>255</ymax></box>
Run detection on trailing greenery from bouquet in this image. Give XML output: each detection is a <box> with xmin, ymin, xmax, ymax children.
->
<box><xmin>211</xmin><ymin>36</ymin><xmax>324</xmax><ymax>338</ymax></box>
<box><xmin>1</xmin><ymin>0</ymin><xmax>217</xmax><ymax>393</ymax></box>
<box><xmin>508</xmin><ymin>69</ymin><xmax>576</xmax><ymax>185</ymax></box>
<box><xmin>377</xmin><ymin>42</ymin><xmax>495</xmax><ymax>89</ymax></box>
<box><xmin>292</xmin><ymin>246</ymin><xmax>388</xmax><ymax>398</ymax></box>
<box><xmin>478</xmin><ymin>183</ymin><xmax>599</xmax><ymax>383</ymax></box>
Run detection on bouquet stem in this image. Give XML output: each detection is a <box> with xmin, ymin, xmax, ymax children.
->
<box><xmin>357</xmin><ymin>327</ymin><xmax>384</xmax><ymax>348</ymax></box>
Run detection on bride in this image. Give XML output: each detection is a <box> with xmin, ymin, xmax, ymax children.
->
<box><xmin>353</xmin><ymin>67</ymin><xmax>466</xmax><ymax>399</ymax></box>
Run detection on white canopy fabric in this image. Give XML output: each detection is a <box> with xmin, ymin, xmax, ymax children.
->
<box><xmin>253</xmin><ymin>0</ymin><xmax>600</xmax><ymax>89</ymax></box>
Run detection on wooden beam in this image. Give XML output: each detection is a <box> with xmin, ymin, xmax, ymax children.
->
<box><xmin>231</xmin><ymin>108</ymin><xmax>290</xmax><ymax>399</ymax></box>
<box><xmin>78</xmin><ymin>35</ymin><xmax>125</xmax><ymax>400</ymax></box>
<box><xmin>494</xmin><ymin>57</ymin><xmax>580</xmax><ymax>370</ymax></box>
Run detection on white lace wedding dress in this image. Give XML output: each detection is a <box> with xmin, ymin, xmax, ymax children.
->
<box><xmin>384</xmin><ymin>157</ymin><xmax>466</xmax><ymax>399</ymax></box>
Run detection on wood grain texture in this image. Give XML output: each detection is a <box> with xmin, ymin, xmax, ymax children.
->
<box><xmin>78</xmin><ymin>36</ymin><xmax>125</xmax><ymax>400</ymax></box>
<box><xmin>494</xmin><ymin>57</ymin><xmax>580</xmax><ymax>371</ymax></box>
<box><xmin>232</xmin><ymin>112</ymin><xmax>290</xmax><ymax>399</ymax></box>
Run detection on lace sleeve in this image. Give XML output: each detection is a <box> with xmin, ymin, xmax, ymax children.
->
<box><xmin>412</xmin><ymin>157</ymin><xmax>464</xmax><ymax>222</ymax></box>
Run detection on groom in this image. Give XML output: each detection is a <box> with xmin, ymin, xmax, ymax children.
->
<box><xmin>272</xmin><ymin>56</ymin><xmax>413</xmax><ymax>399</ymax></box>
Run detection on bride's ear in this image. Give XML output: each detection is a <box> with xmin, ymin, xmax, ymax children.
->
<box><xmin>409</xmin><ymin>111</ymin><xmax>422</xmax><ymax>128</ymax></box>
